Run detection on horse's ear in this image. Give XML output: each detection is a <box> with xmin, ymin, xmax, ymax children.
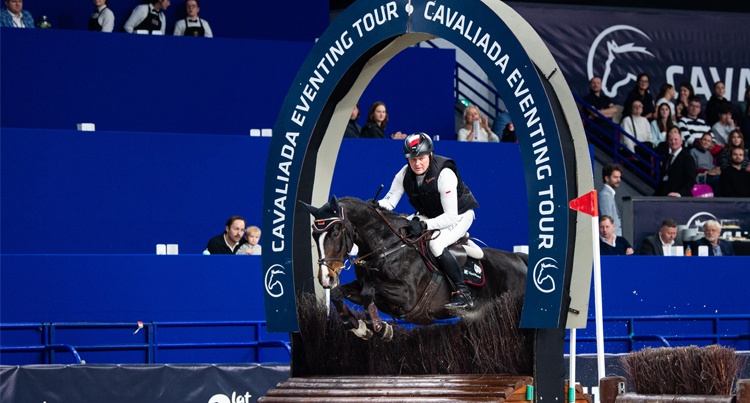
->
<box><xmin>299</xmin><ymin>200</ymin><xmax>319</xmax><ymax>217</ymax></box>
<box><xmin>329</xmin><ymin>195</ymin><xmax>340</xmax><ymax>214</ymax></box>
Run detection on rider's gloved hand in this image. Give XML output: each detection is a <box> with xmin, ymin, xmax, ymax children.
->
<box><xmin>407</xmin><ymin>218</ymin><xmax>426</xmax><ymax>238</ymax></box>
<box><xmin>366</xmin><ymin>198</ymin><xmax>380</xmax><ymax>209</ymax></box>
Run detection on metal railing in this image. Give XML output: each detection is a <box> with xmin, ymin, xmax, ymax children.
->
<box><xmin>0</xmin><ymin>320</ymin><xmax>291</xmax><ymax>365</ymax></box>
<box><xmin>568</xmin><ymin>314</ymin><xmax>750</xmax><ymax>351</ymax></box>
<box><xmin>574</xmin><ymin>93</ymin><xmax>664</xmax><ymax>187</ymax></box>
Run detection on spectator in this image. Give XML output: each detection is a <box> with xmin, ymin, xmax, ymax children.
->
<box><xmin>359</xmin><ymin>101</ymin><xmax>405</xmax><ymax>139</ymax></box>
<box><xmin>583</xmin><ymin>76</ymin><xmax>619</xmax><ymax>122</ymax></box>
<box><xmin>205</xmin><ymin>215</ymin><xmax>246</xmax><ymax>254</ymax></box>
<box><xmin>740</xmin><ymin>87</ymin><xmax>750</xmax><ymax>144</ymax></box>
<box><xmin>654</xmin><ymin>83</ymin><xmax>676</xmax><ymax>116</ymax></box>
<box><xmin>674</xmin><ymin>82</ymin><xmax>695</xmax><ymax>119</ymax></box>
<box><xmin>124</xmin><ymin>0</ymin><xmax>170</xmax><ymax>35</ymax></box>
<box><xmin>491</xmin><ymin>102</ymin><xmax>512</xmax><ymax>136</ymax></box>
<box><xmin>623</xmin><ymin>73</ymin><xmax>655</xmax><ymax>120</ymax></box>
<box><xmin>457</xmin><ymin>105</ymin><xmax>499</xmax><ymax>142</ymax></box>
<box><xmin>705</xmin><ymin>81</ymin><xmax>734</xmax><ymax>126</ymax></box>
<box><xmin>343</xmin><ymin>104</ymin><xmax>361</xmax><ymax>138</ymax></box>
<box><xmin>0</xmin><ymin>0</ymin><xmax>34</xmax><ymax>28</ymax></box>
<box><xmin>236</xmin><ymin>225</ymin><xmax>262</xmax><ymax>255</ymax></box>
<box><xmin>717</xmin><ymin>129</ymin><xmax>749</xmax><ymax>171</ymax></box>
<box><xmin>500</xmin><ymin>122</ymin><xmax>517</xmax><ymax>143</ymax></box>
<box><xmin>89</xmin><ymin>0</ymin><xmax>114</xmax><ymax>32</ymax></box>
<box><xmin>650</xmin><ymin>102</ymin><xmax>675</xmax><ymax>154</ymax></box>
<box><xmin>711</xmin><ymin>104</ymin><xmax>736</xmax><ymax>147</ymax></box>
<box><xmin>599</xmin><ymin>215</ymin><xmax>633</xmax><ymax>256</ymax></box>
<box><xmin>620</xmin><ymin>100</ymin><xmax>653</xmax><ymax>154</ymax></box>
<box><xmin>639</xmin><ymin>218</ymin><xmax>682</xmax><ymax>256</ymax></box>
<box><xmin>376</xmin><ymin>133</ymin><xmax>479</xmax><ymax>309</ymax></box>
<box><xmin>598</xmin><ymin>163</ymin><xmax>623</xmax><ymax>236</ymax></box>
<box><xmin>690</xmin><ymin>133</ymin><xmax>721</xmax><ymax>191</ymax></box>
<box><xmin>654</xmin><ymin>128</ymin><xmax>696</xmax><ymax>197</ymax></box>
<box><xmin>718</xmin><ymin>147</ymin><xmax>750</xmax><ymax>197</ymax></box>
<box><xmin>677</xmin><ymin>96</ymin><xmax>710</xmax><ymax>148</ymax></box>
<box><xmin>173</xmin><ymin>0</ymin><xmax>212</xmax><ymax>37</ymax></box>
<box><xmin>693</xmin><ymin>220</ymin><xmax>734</xmax><ymax>256</ymax></box>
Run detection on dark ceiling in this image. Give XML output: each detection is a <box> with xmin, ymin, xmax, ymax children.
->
<box><xmin>330</xmin><ymin>0</ymin><xmax>750</xmax><ymax>14</ymax></box>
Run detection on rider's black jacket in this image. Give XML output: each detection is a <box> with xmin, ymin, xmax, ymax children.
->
<box><xmin>403</xmin><ymin>155</ymin><xmax>478</xmax><ymax>218</ymax></box>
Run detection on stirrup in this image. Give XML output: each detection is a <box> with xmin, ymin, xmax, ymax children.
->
<box><xmin>445</xmin><ymin>291</ymin><xmax>473</xmax><ymax>309</ymax></box>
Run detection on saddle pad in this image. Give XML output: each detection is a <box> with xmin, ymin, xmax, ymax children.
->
<box><xmin>462</xmin><ymin>258</ymin><xmax>485</xmax><ymax>287</ymax></box>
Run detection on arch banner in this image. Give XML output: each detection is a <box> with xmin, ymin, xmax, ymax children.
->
<box><xmin>261</xmin><ymin>0</ymin><xmax>593</xmax><ymax>333</ymax></box>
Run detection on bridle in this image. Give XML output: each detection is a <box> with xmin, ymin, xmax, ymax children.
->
<box><xmin>311</xmin><ymin>209</ymin><xmax>355</xmax><ymax>281</ymax></box>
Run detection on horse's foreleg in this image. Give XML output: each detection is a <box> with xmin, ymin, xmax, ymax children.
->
<box><xmin>330</xmin><ymin>288</ymin><xmax>373</xmax><ymax>340</ymax></box>
<box><xmin>366</xmin><ymin>302</ymin><xmax>393</xmax><ymax>342</ymax></box>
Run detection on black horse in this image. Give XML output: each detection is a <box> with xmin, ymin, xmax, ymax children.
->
<box><xmin>302</xmin><ymin>195</ymin><xmax>528</xmax><ymax>340</ymax></box>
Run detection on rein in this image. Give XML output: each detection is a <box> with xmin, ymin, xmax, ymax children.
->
<box><xmin>352</xmin><ymin>208</ymin><xmax>436</xmax><ymax>267</ymax></box>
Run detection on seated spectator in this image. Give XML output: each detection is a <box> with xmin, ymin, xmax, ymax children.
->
<box><xmin>344</xmin><ymin>104</ymin><xmax>361</xmax><ymax>138</ymax></box>
<box><xmin>620</xmin><ymin>100</ymin><xmax>653</xmax><ymax>155</ymax></box>
<box><xmin>0</xmin><ymin>0</ymin><xmax>34</xmax><ymax>28</ymax></box>
<box><xmin>623</xmin><ymin>73</ymin><xmax>655</xmax><ymax>120</ymax></box>
<box><xmin>718</xmin><ymin>147</ymin><xmax>750</xmax><ymax>197</ymax></box>
<box><xmin>674</xmin><ymin>82</ymin><xmax>694</xmax><ymax>119</ymax></box>
<box><xmin>677</xmin><ymin>96</ymin><xmax>710</xmax><ymax>148</ymax></box>
<box><xmin>654</xmin><ymin>83</ymin><xmax>676</xmax><ymax>116</ymax></box>
<box><xmin>705</xmin><ymin>81</ymin><xmax>734</xmax><ymax>126</ymax></box>
<box><xmin>654</xmin><ymin>128</ymin><xmax>696</xmax><ymax>197</ymax></box>
<box><xmin>639</xmin><ymin>218</ymin><xmax>682</xmax><ymax>256</ymax></box>
<box><xmin>711</xmin><ymin>104</ymin><xmax>736</xmax><ymax>147</ymax></box>
<box><xmin>650</xmin><ymin>103</ymin><xmax>675</xmax><ymax>154</ymax></box>
<box><xmin>599</xmin><ymin>215</ymin><xmax>634</xmax><ymax>255</ymax></box>
<box><xmin>717</xmin><ymin>129</ymin><xmax>749</xmax><ymax>171</ymax></box>
<box><xmin>205</xmin><ymin>215</ymin><xmax>246</xmax><ymax>254</ymax></box>
<box><xmin>583</xmin><ymin>76</ymin><xmax>619</xmax><ymax>123</ymax></box>
<box><xmin>173</xmin><ymin>0</ymin><xmax>213</xmax><ymax>37</ymax></box>
<box><xmin>457</xmin><ymin>105</ymin><xmax>499</xmax><ymax>142</ymax></box>
<box><xmin>500</xmin><ymin>122</ymin><xmax>517</xmax><ymax>143</ymax></box>
<box><xmin>89</xmin><ymin>0</ymin><xmax>115</xmax><ymax>32</ymax></box>
<box><xmin>359</xmin><ymin>101</ymin><xmax>405</xmax><ymax>139</ymax></box>
<box><xmin>739</xmin><ymin>86</ymin><xmax>750</xmax><ymax>144</ymax></box>
<box><xmin>124</xmin><ymin>0</ymin><xmax>170</xmax><ymax>35</ymax></box>
<box><xmin>693</xmin><ymin>220</ymin><xmax>734</xmax><ymax>256</ymax></box>
<box><xmin>236</xmin><ymin>225</ymin><xmax>262</xmax><ymax>255</ymax></box>
<box><xmin>690</xmin><ymin>133</ymin><xmax>721</xmax><ymax>187</ymax></box>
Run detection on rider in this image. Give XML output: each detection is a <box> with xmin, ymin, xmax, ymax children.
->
<box><xmin>375</xmin><ymin>132</ymin><xmax>479</xmax><ymax>309</ymax></box>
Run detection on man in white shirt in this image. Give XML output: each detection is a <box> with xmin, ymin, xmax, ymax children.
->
<box><xmin>598</xmin><ymin>163</ymin><xmax>623</xmax><ymax>236</ymax></box>
<box><xmin>639</xmin><ymin>219</ymin><xmax>682</xmax><ymax>255</ymax></box>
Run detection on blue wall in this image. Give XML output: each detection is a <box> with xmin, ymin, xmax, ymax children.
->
<box><xmin>0</xmin><ymin>128</ymin><xmax>528</xmax><ymax>254</ymax></box>
<box><xmin>1</xmin><ymin>255</ymin><xmax>748</xmax><ymax>364</ymax></box>
<box><xmin>8</xmin><ymin>0</ymin><xmax>329</xmax><ymax>41</ymax></box>
<box><xmin>0</xmin><ymin>29</ymin><xmax>456</xmax><ymax>138</ymax></box>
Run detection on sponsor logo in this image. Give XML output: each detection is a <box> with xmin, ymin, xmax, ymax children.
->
<box><xmin>685</xmin><ymin>211</ymin><xmax>717</xmax><ymax>230</ymax></box>
<box><xmin>586</xmin><ymin>25</ymin><xmax>654</xmax><ymax>99</ymax></box>
<box><xmin>208</xmin><ymin>391</ymin><xmax>252</xmax><ymax>403</ymax></box>
<box><xmin>264</xmin><ymin>264</ymin><xmax>286</xmax><ymax>298</ymax></box>
<box><xmin>532</xmin><ymin>257</ymin><xmax>558</xmax><ymax>294</ymax></box>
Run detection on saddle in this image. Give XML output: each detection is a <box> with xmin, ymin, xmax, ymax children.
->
<box><xmin>420</xmin><ymin>234</ymin><xmax>486</xmax><ymax>287</ymax></box>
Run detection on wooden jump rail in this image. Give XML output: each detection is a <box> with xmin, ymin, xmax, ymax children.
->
<box><xmin>600</xmin><ymin>377</ymin><xmax>750</xmax><ymax>403</ymax></box>
<box><xmin>258</xmin><ymin>374</ymin><xmax>535</xmax><ymax>403</ymax></box>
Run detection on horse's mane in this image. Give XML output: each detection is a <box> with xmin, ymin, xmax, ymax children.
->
<box><xmin>336</xmin><ymin>197</ymin><xmax>410</xmax><ymax>250</ymax></box>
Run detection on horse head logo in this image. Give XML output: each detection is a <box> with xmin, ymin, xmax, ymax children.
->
<box><xmin>532</xmin><ymin>257</ymin><xmax>558</xmax><ymax>294</ymax></box>
<box><xmin>587</xmin><ymin>25</ymin><xmax>654</xmax><ymax>99</ymax></box>
<box><xmin>264</xmin><ymin>264</ymin><xmax>286</xmax><ymax>298</ymax></box>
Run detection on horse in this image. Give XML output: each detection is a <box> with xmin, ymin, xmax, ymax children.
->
<box><xmin>301</xmin><ymin>195</ymin><xmax>528</xmax><ymax>341</ymax></box>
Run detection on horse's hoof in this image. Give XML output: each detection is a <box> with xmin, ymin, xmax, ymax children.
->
<box><xmin>351</xmin><ymin>319</ymin><xmax>373</xmax><ymax>340</ymax></box>
<box><xmin>381</xmin><ymin>323</ymin><xmax>394</xmax><ymax>342</ymax></box>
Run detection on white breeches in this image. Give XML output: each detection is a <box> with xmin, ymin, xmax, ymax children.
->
<box><xmin>425</xmin><ymin>209</ymin><xmax>475</xmax><ymax>256</ymax></box>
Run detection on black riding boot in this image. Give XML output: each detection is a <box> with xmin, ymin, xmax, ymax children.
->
<box><xmin>435</xmin><ymin>251</ymin><xmax>474</xmax><ymax>309</ymax></box>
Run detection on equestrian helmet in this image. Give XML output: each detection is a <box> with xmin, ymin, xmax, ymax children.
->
<box><xmin>403</xmin><ymin>132</ymin><xmax>434</xmax><ymax>159</ymax></box>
